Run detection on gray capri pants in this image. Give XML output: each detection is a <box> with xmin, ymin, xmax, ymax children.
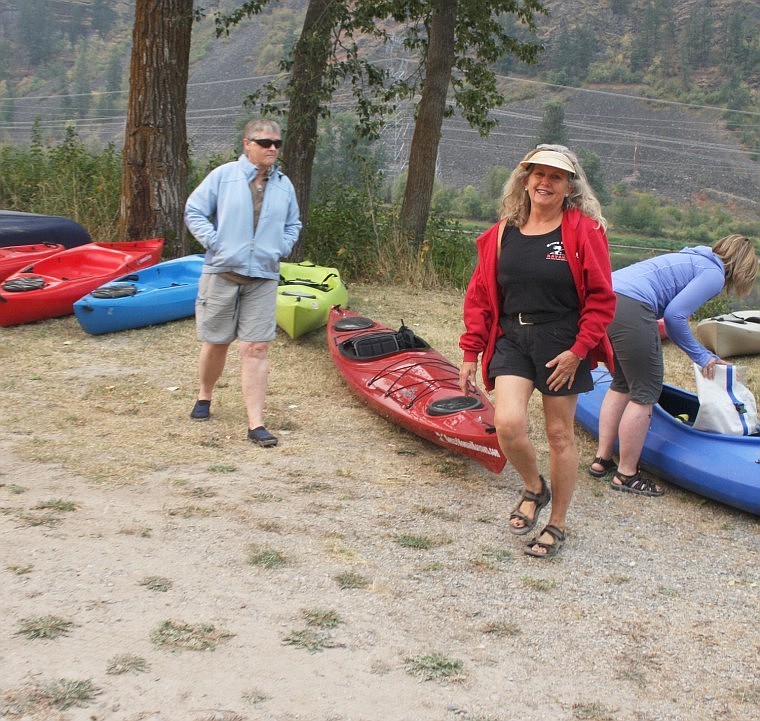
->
<box><xmin>608</xmin><ymin>293</ymin><xmax>663</xmax><ymax>405</ymax></box>
<box><xmin>195</xmin><ymin>273</ymin><xmax>278</xmax><ymax>344</ymax></box>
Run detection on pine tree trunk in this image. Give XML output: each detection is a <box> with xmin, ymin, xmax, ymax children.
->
<box><xmin>399</xmin><ymin>0</ymin><xmax>458</xmax><ymax>248</ymax></box>
<box><xmin>119</xmin><ymin>0</ymin><xmax>193</xmax><ymax>256</ymax></box>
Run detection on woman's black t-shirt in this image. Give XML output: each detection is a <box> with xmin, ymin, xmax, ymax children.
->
<box><xmin>498</xmin><ymin>224</ymin><xmax>578</xmax><ymax>318</ymax></box>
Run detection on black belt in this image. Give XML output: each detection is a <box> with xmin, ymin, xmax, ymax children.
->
<box><xmin>506</xmin><ymin>311</ymin><xmax>567</xmax><ymax>326</ymax></box>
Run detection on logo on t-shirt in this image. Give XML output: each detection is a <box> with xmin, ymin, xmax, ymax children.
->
<box><xmin>545</xmin><ymin>240</ymin><xmax>567</xmax><ymax>261</ymax></box>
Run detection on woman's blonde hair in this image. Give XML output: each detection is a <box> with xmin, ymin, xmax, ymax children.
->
<box><xmin>499</xmin><ymin>145</ymin><xmax>607</xmax><ymax>231</ymax></box>
<box><xmin>712</xmin><ymin>234</ymin><xmax>758</xmax><ymax>297</ymax></box>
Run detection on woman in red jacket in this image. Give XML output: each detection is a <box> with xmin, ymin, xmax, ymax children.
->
<box><xmin>459</xmin><ymin>145</ymin><xmax>615</xmax><ymax>557</ymax></box>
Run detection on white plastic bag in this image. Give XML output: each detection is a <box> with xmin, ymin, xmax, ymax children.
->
<box><xmin>692</xmin><ymin>363</ymin><xmax>758</xmax><ymax>436</ymax></box>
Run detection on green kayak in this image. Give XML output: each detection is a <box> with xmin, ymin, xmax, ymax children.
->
<box><xmin>276</xmin><ymin>261</ymin><xmax>348</xmax><ymax>339</ymax></box>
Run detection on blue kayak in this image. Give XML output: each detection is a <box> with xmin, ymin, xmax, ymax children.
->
<box><xmin>576</xmin><ymin>368</ymin><xmax>760</xmax><ymax>516</ymax></box>
<box><xmin>74</xmin><ymin>254</ymin><xmax>203</xmax><ymax>334</ymax></box>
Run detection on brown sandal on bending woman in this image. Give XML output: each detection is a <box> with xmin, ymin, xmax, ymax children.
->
<box><xmin>611</xmin><ymin>471</ymin><xmax>663</xmax><ymax>497</ymax></box>
<box><xmin>588</xmin><ymin>456</ymin><xmax>617</xmax><ymax>478</ymax></box>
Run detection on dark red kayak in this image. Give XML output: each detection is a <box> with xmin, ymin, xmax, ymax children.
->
<box><xmin>327</xmin><ymin>306</ymin><xmax>507</xmax><ymax>473</ymax></box>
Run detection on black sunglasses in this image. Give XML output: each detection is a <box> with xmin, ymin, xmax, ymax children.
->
<box><xmin>247</xmin><ymin>138</ymin><xmax>282</xmax><ymax>149</ymax></box>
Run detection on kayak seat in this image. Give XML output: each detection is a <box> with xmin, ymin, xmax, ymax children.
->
<box><xmin>2</xmin><ymin>275</ymin><xmax>46</xmax><ymax>292</ymax></box>
<box><xmin>92</xmin><ymin>284</ymin><xmax>138</xmax><ymax>299</ymax></box>
<box><xmin>343</xmin><ymin>328</ymin><xmax>430</xmax><ymax>360</ymax></box>
<box><xmin>351</xmin><ymin>332</ymin><xmax>400</xmax><ymax>359</ymax></box>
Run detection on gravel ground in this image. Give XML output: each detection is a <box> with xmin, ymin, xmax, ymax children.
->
<box><xmin>0</xmin><ymin>283</ymin><xmax>758</xmax><ymax>721</ymax></box>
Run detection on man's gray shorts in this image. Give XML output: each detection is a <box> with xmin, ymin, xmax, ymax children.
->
<box><xmin>608</xmin><ymin>293</ymin><xmax>663</xmax><ymax>405</ymax></box>
<box><xmin>195</xmin><ymin>273</ymin><xmax>277</xmax><ymax>344</ymax></box>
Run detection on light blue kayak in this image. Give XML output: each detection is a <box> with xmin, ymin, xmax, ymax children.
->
<box><xmin>74</xmin><ymin>254</ymin><xmax>203</xmax><ymax>334</ymax></box>
<box><xmin>576</xmin><ymin>367</ymin><xmax>760</xmax><ymax>516</ymax></box>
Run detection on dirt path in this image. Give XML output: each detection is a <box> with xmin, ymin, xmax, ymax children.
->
<box><xmin>1</xmin><ymin>284</ymin><xmax>758</xmax><ymax>721</ymax></box>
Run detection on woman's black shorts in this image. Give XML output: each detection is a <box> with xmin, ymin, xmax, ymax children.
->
<box><xmin>488</xmin><ymin>312</ymin><xmax>593</xmax><ymax>395</ymax></box>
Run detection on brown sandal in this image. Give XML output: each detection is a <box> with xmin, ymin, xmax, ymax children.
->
<box><xmin>610</xmin><ymin>471</ymin><xmax>663</xmax><ymax>497</ymax></box>
<box><xmin>525</xmin><ymin>524</ymin><xmax>565</xmax><ymax>558</ymax></box>
<box><xmin>588</xmin><ymin>456</ymin><xmax>617</xmax><ymax>478</ymax></box>
<box><xmin>508</xmin><ymin>475</ymin><xmax>551</xmax><ymax>536</ymax></box>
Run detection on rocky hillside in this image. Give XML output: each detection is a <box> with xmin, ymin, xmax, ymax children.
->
<box><xmin>0</xmin><ymin>0</ymin><xmax>758</xmax><ymax>213</ymax></box>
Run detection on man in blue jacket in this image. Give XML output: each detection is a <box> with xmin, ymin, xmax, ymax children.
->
<box><xmin>185</xmin><ymin>118</ymin><xmax>302</xmax><ymax>447</ymax></box>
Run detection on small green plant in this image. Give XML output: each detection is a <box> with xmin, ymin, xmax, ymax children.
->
<box><xmin>151</xmin><ymin>619</ymin><xmax>234</xmax><ymax>651</ymax></box>
<box><xmin>250</xmin><ymin>492</ymin><xmax>282</xmax><ymax>502</ymax></box>
<box><xmin>482</xmin><ymin>620</ymin><xmax>520</xmax><ymax>638</ymax></box>
<box><xmin>242</xmin><ymin>688</ymin><xmax>271</xmax><ymax>705</ymax></box>
<box><xmin>167</xmin><ymin>504</ymin><xmax>213</xmax><ymax>518</ymax></box>
<box><xmin>188</xmin><ymin>486</ymin><xmax>217</xmax><ymax>498</ymax></box>
<box><xmin>106</xmin><ymin>653</ymin><xmax>150</xmax><ymax>675</ymax></box>
<box><xmin>395</xmin><ymin>534</ymin><xmax>434</xmax><ymax>549</ymax></box>
<box><xmin>8</xmin><ymin>564</ymin><xmax>33</xmax><ymax>575</ymax></box>
<box><xmin>8</xmin><ymin>484</ymin><xmax>26</xmax><ymax>494</ymax></box>
<box><xmin>299</xmin><ymin>481</ymin><xmax>331</xmax><ymax>492</ymax></box>
<box><xmin>335</xmin><ymin>570</ymin><xmax>370</xmax><ymax>589</ymax></box>
<box><xmin>521</xmin><ymin>576</ymin><xmax>557</xmax><ymax>592</ymax></box>
<box><xmin>247</xmin><ymin>545</ymin><xmax>287</xmax><ymax>568</ymax></box>
<box><xmin>304</xmin><ymin>608</ymin><xmax>342</xmax><ymax>628</ymax></box>
<box><xmin>17</xmin><ymin>512</ymin><xmax>61</xmax><ymax>528</ymax></box>
<box><xmin>479</xmin><ymin>546</ymin><xmax>513</xmax><ymax>564</ymax></box>
<box><xmin>404</xmin><ymin>651</ymin><xmax>464</xmax><ymax>682</ymax></box>
<box><xmin>606</xmin><ymin>574</ymin><xmax>631</xmax><ymax>585</ymax></box>
<box><xmin>33</xmin><ymin>499</ymin><xmax>77</xmax><ymax>512</ymax></box>
<box><xmin>39</xmin><ymin>678</ymin><xmax>101</xmax><ymax>710</ymax></box>
<box><xmin>657</xmin><ymin>585</ymin><xmax>681</xmax><ymax>597</ymax></box>
<box><xmin>572</xmin><ymin>701</ymin><xmax>616</xmax><ymax>720</ymax></box>
<box><xmin>139</xmin><ymin>575</ymin><xmax>173</xmax><ymax>592</ymax></box>
<box><xmin>258</xmin><ymin>519</ymin><xmax>282</xmax><ymax>532</ymax></box>
<box><xmin>208</xmin><ymin>463</ymin><xmax>237</xmax><ymax>473</ymax></box>
<box><xmin>16</xmin><ymin>615</ymin><xmax>74</xmax><ymax>640</ymax></box>
<box><xmin>282</xmin><ymin>628</ymin><xmax>329</xmax><ymax>653</ymax></box>
<box><xmin>118</xmin><ymin>525</ymin><xmax>152</xmax><ymax>537</ymax></box>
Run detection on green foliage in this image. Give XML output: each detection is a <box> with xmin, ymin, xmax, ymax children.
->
<box><xmin>0</xmin><ymin>124</ymin><xmax>121</xmax><ymax>239</ymax></box>
<box><xmin>311</xmin><ymin>112</ymin><xmax>388</xmax><ymax>197</ymax></box>
<box><xmin>608</xmin><ymin>190</ymin><xmax>665</xmax><ymax>235</ymax></box>
<box><xmin>534</xmin><ymin>100</ymin><xmax>568</xmax><ymax>146</ymax></box>
<box><xmin>305</xmin><ymin>181</ymin><xmax>385</xmax><ymax>282</ymax></box>
<box><xmin>425</xmin><ymin>215</ymin><xmax>479</xmax><ymax>289</ymax></box>
<box><xmin>236</xmin><ymin>0</ymin><xmax>547</xmax><ymax>141</ymax></box>
<box><xmin>1</xmin><ymin>139</ymin><xmax>755</xmax><ymax>293</ymax></box>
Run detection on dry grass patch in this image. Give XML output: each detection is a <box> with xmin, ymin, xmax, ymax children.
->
<box><xmin>16</xmin><ymin>615</ymin><xmax>74</xmax><ymax>640</ymax></box>
<box><xmin>151</xmin><ymin>619</ymin><xmax>234</xmax><ymax>651</ymax></box>
<box><xmin>247</xmin><ymin>544</ymin><xmax>287</xmax><ymax>569</ymax></box>
<box><xmin>2</xmin><ymin>678</ymin><xmax>102</xmax><ymax>714</ymax></box>
<box><xmin>139</xmin><ymin>575</ymin><xmax>173</xmax><ymax>592</ymax></box>
<box><xmin>403</xmin><ymin>651</ymin><xmax>465</xmax><ymax>683</ymax></box>
<box><xmin>335</xmin><ymin>569</ymin><xmax>371</xmax><ymax>589</ymax></box>
<box><xmin>106</xmin><ymin>653</ymin><xmax>150</xmax><ymax>675</ymax></box>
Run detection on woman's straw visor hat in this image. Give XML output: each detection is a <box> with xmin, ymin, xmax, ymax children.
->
<box><xmin>520</xmin><ymin>149</ymin><xmax>575</xmax><ymax>175</ymax></box>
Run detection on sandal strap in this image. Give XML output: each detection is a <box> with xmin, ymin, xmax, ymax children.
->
<box><xmin>540</xmin><ymin>524</ymin><xmax>566</xmax><ymax>543</ymax></box>
<box><xmin>520</xmin><ymin>488</ymin><xmax>544</xmax><ymax>504</ymax></box>
<box><xmin>509</xmin><ymin>509</ymin><xmax>532</xmax><ymax>524</ymax></box>
<box><xmin>617</xmin><ymin>472</ymin><xmax>658</xmax><ymax>493</ymax></box>
<box><xmin>591</xmin><ymin>456</ymin><xmax>616</xmax><ymax>470</ymax></box>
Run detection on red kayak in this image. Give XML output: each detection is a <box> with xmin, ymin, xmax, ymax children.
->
<box><xmin>0</xmin><ymin>239</ymin><xmax>164</xmax><ymax>326</ymax></box>
<box><xmin>327</xmin><ymin>306</ymin><xmax>507</xmax><ymax>473</ymax></box>
<box><xmin>0</xmin><ymin>243</ymin><xmax>66</xmax><ymax>281</ymax></box>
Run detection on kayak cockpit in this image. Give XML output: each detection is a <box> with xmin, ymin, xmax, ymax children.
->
<box><xmin>339</xmin><ymin>325</ymin><xmax>431</xmax><ymax>361</ymax></box>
